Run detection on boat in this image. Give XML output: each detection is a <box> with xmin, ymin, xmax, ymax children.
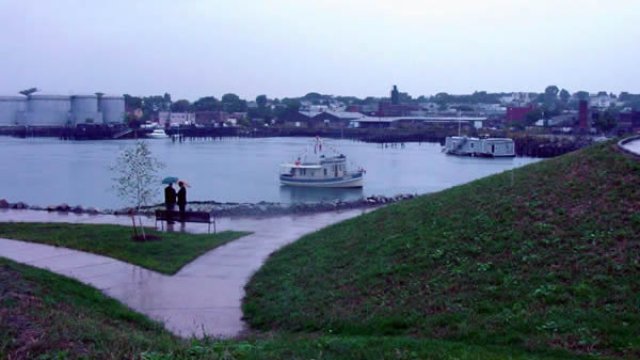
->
<box><xmin>279</xmin><ymin>139</ymin><xmax>365</xmax><ymax>188</ymax></box>
<box><xmin>147</xmin><ymin>128</ymin><xmax>169</xmax><ymax>139</ymax></box>
<box><xmin>443</xmin><ymin>136</ymin><xmax>515</xmax><ymax>157</ymax></box>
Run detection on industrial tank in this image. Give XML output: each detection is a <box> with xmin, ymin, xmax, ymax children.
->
<box><xmin>25</xmin><ymin>94</ymin><xmax>71</xmax><ymax>126</ymax></box>
<box><xmin>71</xmin><ymin>95</ymin><xmax>102</xmax><ymax>124</ymax></box>
<box><xmin>98</xmin><ymin>95</ymin><xmax>125</xmax><ymax>123</ymax></box>
<box><xmin>0</xmin><ymin>96</ymin><xmax>27</xmax><ymax>126</ymax></box>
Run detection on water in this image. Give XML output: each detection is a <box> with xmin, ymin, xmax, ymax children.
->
<box><xmin>0</xmin><ymin>136</ymin><xmax>540</xmax><ymax>209</ymax></box>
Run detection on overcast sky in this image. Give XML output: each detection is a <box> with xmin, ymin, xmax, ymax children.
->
<box><xmin>1</xmin><ymin>0</ymin><xmax>638</xmax><ymax>100</ymax></box>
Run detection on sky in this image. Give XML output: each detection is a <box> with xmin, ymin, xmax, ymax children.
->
<box><xmin>0</xmin><ymin>0</ymin><xmax>639</xmax><ymax>101</ymax></box>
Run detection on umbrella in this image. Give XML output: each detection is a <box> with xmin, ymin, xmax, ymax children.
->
<box><xmin>162</xmin><ymin>176</ymin><xmax>179</xmax><ymax>185</ymax></box>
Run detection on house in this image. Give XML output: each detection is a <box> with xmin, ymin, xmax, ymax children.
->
<box><xmin>158</xmin><ymin>111</ymin><xmax>196</xmax><ymax>127</ymax></box>
<box><xmin>618</xmin><ymin>110</ymin><xmax>640</xmax><ymax>132</ymax></box>
<box><xmin>279</xmin><ymin>111</ymin><xmax>314</xmax><ymax>128</ymax></box>
<box><xmin>195</xmin><ymin>111</ymin><xmax>227</xmax><ymax>126</ymax></box>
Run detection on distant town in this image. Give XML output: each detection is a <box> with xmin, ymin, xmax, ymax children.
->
<box><xmin>1</xmin><ymin>86</ymin><xmax>639</xmax><ymax>150</ymax></box>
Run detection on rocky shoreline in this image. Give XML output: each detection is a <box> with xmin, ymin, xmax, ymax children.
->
<box><xmin>0</xmin><ymin>194</ymin><xmax>418</xmax><ymax>219</ymax></box>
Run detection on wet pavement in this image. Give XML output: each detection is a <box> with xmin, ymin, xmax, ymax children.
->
<box><xmin>621</xmin><ymin>138</ymin><xmax>640</xmax><ymax>156</ymax></box>
<box><xmin>0</xmin><ymin>208</ymin><xmax>371</xmax><ymax>338</ymax></box>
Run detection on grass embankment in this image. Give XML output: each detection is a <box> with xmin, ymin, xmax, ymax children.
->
<box><xmin>0</xmin><ymin>258</ymin><xmax>564</xmax><ymax>360</ymax></box>
<box><xmin>0</xmin><ymin>223</ymin><xmax>248</xmax><ymax>274</ymax></box>
<box><xmin>0</xmin><ymin>258</ymin><xmax>177</xmax><ymax>359</ymax></box>
<box><xmin>244</xmin><ymin>142</ymin><xmax>640</xmax><ymax>358</ymax></box>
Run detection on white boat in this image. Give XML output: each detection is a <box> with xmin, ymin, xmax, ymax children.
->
<box><xmin>147</xmin><ymin>128</ymin><xmax>169</xmax><ymax>139</ymax></box>
<box><xmin>443</xmin><ymin>136</ymin><xmax>515</xmax><ymax>157</ymax></box>
<box><xmin>279</xmin><ymin>140</ymin><xmax>365</xmax><ymax>188</ymax></box>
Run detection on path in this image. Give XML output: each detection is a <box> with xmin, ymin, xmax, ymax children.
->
<box><xmin>619</xmin><ymin>137</ymin><xmax>640</xmax><ymax>156</ymax></box>
<box><xmin>0</xmin><ymin>208</ymin><xmax>371</xmax><ymax>338</ymax></box>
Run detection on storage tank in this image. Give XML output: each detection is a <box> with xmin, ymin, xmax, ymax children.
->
<box><xmin>0</xmin><ymin>96</ymin><xmax>27</xmax><ymax>126</ymax></box>
<box><xmin>99</xmin><ymin>95</ymin><xmax>125</xmax><ymax>123</ymax></box>
<box><xmin>25</xmin><ymin>94</ymin><xmax>71</xmax><ymax>126</ymax></box>
<box><xmin>71</xmin><ymin>95</ymin><xmax>102</xmax><ymax>124</ymax></box>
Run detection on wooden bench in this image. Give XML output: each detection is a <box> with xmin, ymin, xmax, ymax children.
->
<box><xmin>155</xmin><ymin>210</ymin><xmax>216</xmax><ymax>233</ymax></box>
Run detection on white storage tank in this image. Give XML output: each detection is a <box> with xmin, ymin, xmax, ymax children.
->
<box><xmin>25</xmin><ymin>94</ymin><xmax>71</xmax><ymax>126</ymax></box>
<box><xmin>71</xmin><ymin>95</ymin><xmax>102</xmax><ymax>124</ymax></box>
<box><xmin>99</xmin><ymin>95</ymin><xmax>125</xmax><ymax>123</ymax></box>
<box><xmin>0</xmin><ymin>96</ymin><xmax>27</xmax><ymax>126</ymax></box>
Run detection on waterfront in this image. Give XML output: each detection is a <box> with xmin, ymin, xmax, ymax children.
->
<box><xmin>0</xmin><ymin>136</ymin><xmax>539</xmax><ymax>209</ymax></box>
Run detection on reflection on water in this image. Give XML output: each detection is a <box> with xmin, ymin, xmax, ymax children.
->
<box><xmin>279</xmin><ymin>186</ymin><xmax>363</xmax><ymax>204</ymax></box>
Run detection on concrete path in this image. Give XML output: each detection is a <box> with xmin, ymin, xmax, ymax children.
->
<box><xmin>620</xmin><ymin>137</ymin><xmax>640</xmax><ymax>156</ymax></box>
<box><xmin>0</xmin><ymin>208</ymin><xmax>371</xmax><ymax>338</ymax></box>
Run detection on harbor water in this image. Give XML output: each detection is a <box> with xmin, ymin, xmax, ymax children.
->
<box><xmin>0</xmin><ymin>136</ymin><xmax>540</xmax><ymax>209</ymax></box>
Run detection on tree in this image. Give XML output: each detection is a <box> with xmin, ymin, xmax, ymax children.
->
<box><xmin>111</xmin><ymin>141</ymin><xmax>164</xmax><ymax>240</ymax></box>
<box><xmin>171</xmin><ymin>99</ymin><xmax>191</xmax><ymax>112</ymax></box>
<box><xmin>559</xmin><ymin>88</ymin><xmax>571</xmax><ymax>105</ymax></box>
<box><xmin>593</xmin><ymin>109</ymin><xmax>618</xmax><ymax>133</ymax></box>
<box><xmin>543</xmin><ymin>85</ymin><xmax>559</xmax><ymax>111</ymax></box>
<box><xmin>574</xmin><ymin>91</ymin><xmax>590</xmax><ymax>101</ymax></box>
<box><xmin>124</xmin><ymin>94</ymin><xmax>143</xmax><ymax>110</ymax></box>
<box><xmin>303</xmin><ymin>92</ymin><xmax>323</xmax><ymax>103</ymax></box>
<box><xmin>391</xmin><ymin>85</ymin><xmax>400</xmax><ymax>105</ymax></box>
<box><xmin>192</xmin><ymin>96</ymin><xmax>221</xmax><ymax>112</ymax></box>
<box><xmin>256</xmin><ymin>95</ymin><xmax>268</xmax><ymax>108</ymax></box>
<box><xmin>221</xmin><ymin>93</ymin><xmax>247</xmax><ymax>112</ymax></box>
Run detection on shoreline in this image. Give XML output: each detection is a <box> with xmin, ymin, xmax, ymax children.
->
<box><xmin>0</xmin><ymin>194</ymin><xmax>417</xmax><ymax>219</ymax></box>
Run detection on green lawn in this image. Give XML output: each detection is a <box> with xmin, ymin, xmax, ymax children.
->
<box><xmin>0</xmin><ymin>223</ymin><xmax>249</xmax><ymax>274</ymax></box>
<box><xmin>0</xmin><ymin>258</ymin><xmax>179</xmax><ymax>359</ymax></box>
<box><xmin>243</xmin><ymin>141</ymin><xmax>640</xmax><ymax>359</ymax></box>
<box><xmin>0</xmin><ymin>257</ymin><xmax>573</xmax><ymax>359</ymax></box>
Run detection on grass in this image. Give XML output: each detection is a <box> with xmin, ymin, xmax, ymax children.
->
<box><xmin>0</xmin><ymin>223</ymin><xmax>249</xmax><ymax>274</ymax></box>
<box><xmin>243</xmin><ymin>141</ymin><xmax>640</xmax><ymax>359</ymax></box>
<box><xmin>3</xmin><ymin>141</ymin><xmax>636</xmax><ymax>358</ymax></box>
<box><xmin>0</xmin><ymin>257</ymin><xmax>179</xmax><ymax>359</ymax></box>
<box><xmin>0</xmin><ymin>257</ymin><xmax>574</xmax><ymax>359</ymax></box>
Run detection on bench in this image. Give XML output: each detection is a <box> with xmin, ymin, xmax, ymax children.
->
<box><xmin>155</xmin><ymin>210</ymin><xmax>216</xmax><ymax>233</ymax></box>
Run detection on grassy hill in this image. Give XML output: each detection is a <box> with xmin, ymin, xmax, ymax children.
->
<box><xmin>244</xmin><ymin>141</ymin><xmax>640</xmax><ymax>358</ymax></box>
<box><xmin>1</xmin><ymin>257</ymin><xmax>566</xmax><ymax>359</ymax></box>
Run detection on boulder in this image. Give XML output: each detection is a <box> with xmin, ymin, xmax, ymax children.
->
<box><xmin>12</xmin><ymin>202</ymin><xmax>27</xmax><ymax>209</ymax></box>
<box><xmin>56</xmin><ymin>203</ymin><xmax>71</xmax><ymax>212</ymax></box>
<box><xmin>0</xmin><ymin>199</ymin><xmax>9</xmax><ymax>208</ymax></box>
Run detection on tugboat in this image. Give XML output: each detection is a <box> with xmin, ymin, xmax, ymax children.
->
<box><xmin>279</xmin><ymin>138</ymin><xmax>365</xmax><ymax>188</ymax></box>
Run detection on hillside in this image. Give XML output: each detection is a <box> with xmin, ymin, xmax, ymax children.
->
<box><xmin>244</xmin><ymin>141</ymin><xmax>640</xmax><ymax>358</ymax></box>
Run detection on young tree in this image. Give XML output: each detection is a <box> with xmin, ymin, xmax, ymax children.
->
<box><xmin>111</xmin><ymin>141</ymin><xmax>164</xmax><ymax>239</ymax></box>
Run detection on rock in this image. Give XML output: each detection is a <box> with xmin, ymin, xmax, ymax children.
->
<box><xmin>85</xmin><ymin>207</ymin><xmax>99</xmax><ymax>215</ymax></box>
<box><xmin>0</xmin><ymin>199</ymin><xmax>9</xmax><ymax>208</ymax></box>
<box><xmin>12</xmin><ymin>202</ymin><xmax>27</xmax><ymax>209</ymax></box>
<box><xmin>56</xmin><ymin>203</ymin><xmax>71</xmax><ymax>212</ymax></box>
<box><xmin>71</xmin><ymin>206</ymin><xmax>83</xmax><ymax>213</ymax></box>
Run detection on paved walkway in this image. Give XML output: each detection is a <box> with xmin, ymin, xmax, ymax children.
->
<box><xmin>620</xmin><ymin>137</ymin><xmax>640</xmax><ymax>156</ymax></box>
<box><xmin>0</xmin><ymin>208</ymin><xmax>371</xmax><ymax>338</ymax></box>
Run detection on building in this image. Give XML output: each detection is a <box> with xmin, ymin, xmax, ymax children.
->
<box><xmin>0</xmin><ymin>92</ymin><xmax>124</xmax><ymax>127</ymax></box>
<box><xmin>618</xmin><ymin>111</ymin><xmax>640</xmax><ymax>132</ymax></box>
<box><xmin>0</xmin><ymin>96</ymin><xmax>27</xmax><ymax>127</ymax></box>
<box><xmin>506</xmin><ymin>104</ymin><xmax>534</xmax><ymax>122</ymax></box>
<box><xmin>158</xmin><ymin>111</ymin><xmax>196</xmax><ymax>127</ymax></box>
<box><xmin>352</xmin><ymin>116</ymin><xmax>487</xmax><ymax>129</ymax></box>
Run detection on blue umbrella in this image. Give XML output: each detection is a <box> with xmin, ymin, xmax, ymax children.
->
<box><xmin>162</xmin><ymin>176</ymin><xmax>179</xmax><ymax>185</ymax></box>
